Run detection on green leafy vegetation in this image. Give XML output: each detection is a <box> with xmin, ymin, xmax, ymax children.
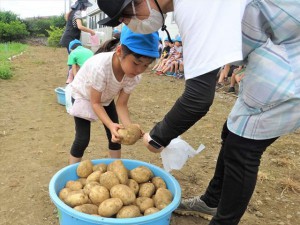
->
<box><xmin>0</xmin><ymin>42</ymin><xmax>27</xmax><ymax>79</ymax></box>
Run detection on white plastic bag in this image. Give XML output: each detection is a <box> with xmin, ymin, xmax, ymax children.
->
<box><xmin>160</xmin><ymin>137</ymin><xmax>205</xmax><ymax>172</ymax></box>
<box><xmin>65</xmin><ymin>84</ymin><xmax>72</xmax><ymax>114</ymax></box>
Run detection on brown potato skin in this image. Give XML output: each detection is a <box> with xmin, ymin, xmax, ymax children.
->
<box><xmin>116</xmin><ymin>205</ymin><xmax>141</xmax><ymax>218</ymax></box>
<box><xmin>83</xmin><ymin>181</ymin><xmax>100</xmax><ymax>195</ymax></box>
<box><xmin>77</xmin><ymin>160</ymin><xmax>93</xmax><ymax>178</ymax></box>
<box><xmin>93</xmin><ymin>163</ymin><xmax>107</xmax><ymax>173</ymax></box>
<box><xmin>128</xmin><ymin>179</ymin><xmax>139</xmax><ymax>195</ymax></box>
<box><xmin>129</xmin><ymin>166</ymin><xmax>154</xmax><ymax>183</ymax></box>
<box><xmin>107</xmin><ymin>160</ymin><xmax>128</xmax><ymax>185</ymax></box>
<box><xmin>99</xmin><ymin>171</ymin><xmax>120</xmax><ymax>190</ymax></box>
<box><xmin>144</xmin><ymin>207</ymin><xmax>160</xmax><ymax>216</ymax></box>
<box><xmin>65</xmin><ymin>180</ymin><xmax>83</xmax><ymax>191</ymax></box>
<box><xmin>153</xmin><ymin>188</ymin><xmax>173</xmax><ymax>210</ymax></box>
<box><xmin>89</xmin><ymin>185</ymin><xmax>110</xmax><ymax>206</ymax></box>
<box><xmin>74</xmin><ymin>204</ymin><xmax>98</xmax><ymax>215</ymax></box>
<box><xmin>136</xmin><ymin>197</ymin><xmax>154</xmax><ymax>213</ymax></box>
<box><xmin>86</xmin><ymin>171</ymin><xmax>102</xmax><ymax>183</ymax></box>
<box><xmin>110</xmin><ymin>184</ymin><xmax>136</xmax><ymax>206</ymax></box>
<box><xmin>64</xmin><ymin>190</ymin><xmax>89</xmax><ymax>207</ymax></box>
<box><xmin>152</xmin><ymin>177</ymin><xmax>167</xmax><ymax>190</ymax></box>
<box><xmin>117</xmin><ymin>124</ymin><xmax>141</xmax><ymax>145</ymax></box>
<box><xmin>98</xmin><ymin>198</ymin><xmax>123</xmax><ymax>217</ymax></box>
<box><xmin>59</xmin><ymin>187</ymin><xmax>72</xmax><ymax>201</ymax></box>
<box><xmin>138</xmin><ymin>183</ymin><xmax>155</xmax><ymax>198</ymax></box>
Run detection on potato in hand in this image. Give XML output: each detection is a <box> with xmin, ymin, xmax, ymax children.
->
<box><xmin>117</xmin><ymin>124</ymin><xmax>142</xmax><ymax>145</ymax></box>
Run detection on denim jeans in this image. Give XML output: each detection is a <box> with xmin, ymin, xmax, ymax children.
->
<box><xmin>202</xmin><ymin>121</ymin><xmax>278</xmax><ymax>225</ymax></box>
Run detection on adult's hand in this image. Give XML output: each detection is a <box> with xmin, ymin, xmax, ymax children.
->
<box><xmin>143</xmin><ymin>133</ymin><xmax>163</xmax><ymax>153</ymax></box>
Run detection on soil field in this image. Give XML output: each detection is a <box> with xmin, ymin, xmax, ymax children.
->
<box><xmin>0</xmin><ymin>46</ymin><xmax>299</xmax><ymax>225</ymax></box>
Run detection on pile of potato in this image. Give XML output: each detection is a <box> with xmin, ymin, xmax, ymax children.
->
<box><xmin>59</xmin><ymin>159</ymin><xmax>173</xmax><ymax>218</ymax></box>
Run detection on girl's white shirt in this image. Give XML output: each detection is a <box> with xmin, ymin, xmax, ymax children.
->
<box><xmin>70</xmin><ymin>52</ymin><xmax>141</xmax><ymax>106</ymax></box>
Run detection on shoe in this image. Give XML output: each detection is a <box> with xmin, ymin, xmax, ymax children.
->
<box><xmin>156</xmin><ymin>71</ymin><xmax>163</xmax><ymax>75</ymax></box>
<box><xmin>173</xmin><ymin>72</ymin><xmax>177</xmax><ymax>77</ymax></box>
<box><xmin>215</xmin><ymin>83</ymin><xmax>224</xmax><ymax>91</ymax></box>
<box><xmin>175</xmin><ymin>196</ymin><xmax>217</xmax><ymax>218</ymax></box>
<box><xmin>165</xmin><ymin>71</ymin><xmax>173</xmax><ymax>76</ymax></box>
<box><xmin>176</xmin><ymin>73</ymin><xmax>184</xmax><ymax>79</ymax></box>
<box><xmin>227</xmin><ymin>87</ymin><xmax>235</xmax><ymax>93</ymax></box>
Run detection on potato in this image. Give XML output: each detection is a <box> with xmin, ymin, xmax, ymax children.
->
<box><xmin>64</xmin><ymin>190</ymin><xmax>89</xmax><ymax>207</ymax></box>
<box><xmin>128</xmin><ymin>179</ymin><xmax>139</xmax><ymax>195</ymax></box>
<box><xmin>59</xmin><ymin>187</ymin><xmax>72</xmax><ymax>201</ymax></box>
<box><xmin>98</xmin><ymin>198</ymin><xmax>123</xmax><ymax>217</ymax></box>
<box><xmin>89</xmin><ymin>185</ymin><xmax>110</xmax><ymax>206</ymax></box>
<box><xmin>144</xmin><ymin>207</ymin><xmax>160</xmax><ymax>216</ymax></box>
<box><xmin>129</xmin><ymin>166</ymin><xmax>154</xmax><ymax>183</ymax></box>
<box><xmin>136</xmin><ymin>197</ymin><xmax>154</xmax><ymax>213</ymax></box>
<box><xmin>107</xmin><ymin>160</ymin><xmax>128</xmax><ymax>184</ymax></box>
<box><xmin>116</xmin><ymin>205</ymin><xmax>141</xmax><ymax>218</ymax></box>
<box><xmin>99</xmin><ymin>171</ymin><xmax>120</xmax><ymax>190</ymax></box>
<box><xmin>93</xmin><ymin>163</ymin><xmax>107</xmax><ymax>173</ymax></box>
<box><xmin>110</xmin><ymin>184</ymin><xmax>136</xmax><ymax>205</ymax></box>
<box><xmin>77</xmin><ymin>160</ymin><xmax>93</xmax><ymax>178</ymax></box>
<box><xmin>138</xmin><ymin>183</ymin><xmax>155</xmax><ymax>198</ymax></box>
<box><xmin>65</xmin><ymin>180</ymin><xmax>83</xmax><ymax>191</ymax></box>
<box><xmin>78</xmin><ymin>178</ymin><xmax>87</xmax><ymax>186</ymax></box>
<box><xmin>153</xmin><ymin>188</ymin><xmax>173</xmax><ymax>210</ymax></box>
<box><xmin>152</xmin><ymin>177</ymin><xmax>167</xmax><ymax>190</ymax></box>
<box><xmin>117</xmin><ymin>124</ymin><xmax>141</xmax><ymax>145</ymax></box>
<box><xmin>83</xmin><ymin>181</ymin><xmax>100</xmax><ymax>195</ymax></box>
<box><xmin>86</xmin><ymin>171</ymin><xmax>102</xmax><ymax>183</ymax></box>
<box><xmin>74</xmin><ymin>204</ymin><xmax>98</xmax><ymax>215</ymax></box>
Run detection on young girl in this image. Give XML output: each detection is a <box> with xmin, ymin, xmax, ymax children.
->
<box><xmin>68</xmin><ymin>26</ymin><xmax>159</xmax><ymax>164</ymax></box>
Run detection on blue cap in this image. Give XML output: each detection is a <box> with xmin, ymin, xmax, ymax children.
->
<box><xmin>69</xmin><ymin>39</ymin><xmax>82</xmax><ymax>52</ymax></box>
<box><xmin>113</xmin><ymin>28</ymin><xmax>120</xmax><ymax>34</ymax></box>
<box><xmin>120</xmin><ymin>26</ymin><xmax>159</xmax><ymax>58</ymax></box>
<box><xmin>176</xmin><ymin>36</ymin><xmax>182</xmax><ymax>42</ymax></box>
<box><xmin>164</xmin><ymin>37</ymin><xmax>170</xmax><ymax>42</ymax></box>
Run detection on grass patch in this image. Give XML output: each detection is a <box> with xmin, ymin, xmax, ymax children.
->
<box><xmin>0</xmin><ymin>42</ymin><xmax>27</xmax><ymax>79</ymax></box>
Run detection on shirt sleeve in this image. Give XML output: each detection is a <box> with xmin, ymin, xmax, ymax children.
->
<box><xmin>74</xmin><ymin>10</ymin><xmax>82</xmax><ymax>20</ymax></box>
<box><xmin>91</xmin><ymin>65</ymin><xmax>106</xmax><ymax>93</ymax></box>
<box><xmin>67</xmin><ymin>52</ymin><xmax>76</xmax><ymax>66</ymax></box>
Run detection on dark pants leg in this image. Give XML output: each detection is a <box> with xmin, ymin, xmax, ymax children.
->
<box><xmin>202</xmin><ymin>121</ymin><xmax>278</xmax><ymax>225</ymax></box>
<box><xmin>70</xmin><ymin>116</ymin><xmax>91</xmax><ymax>158</ymax></box>
<box><xmin>103</xmin><ymin>101</ymin><xmax>121</xmax><ymax>150</ymax></box>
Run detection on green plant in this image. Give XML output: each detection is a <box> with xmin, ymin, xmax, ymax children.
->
<box><xmin>0</xmin><ymin>42</ymin><xmax>27</xmax><ymax>79</ymax></box>
<box><xmin>0</xmin><ymin>62</ymin><xmax>12</xmax><ymax>79</ymax></box>
<box><xmin>46</xmin><ymin>26</ymin><xmax>64</xmax><ymax>47</ymax></box>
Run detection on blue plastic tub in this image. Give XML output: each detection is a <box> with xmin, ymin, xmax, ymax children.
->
<box><xmin>55</xmin><ymin>87</ymin><xmax>66</xmax><ymax>106</ymax></box>
<box><xmin>49</xmin><ymin>159</ymin><xmax>181</xmax><ymax>225</ymax></box>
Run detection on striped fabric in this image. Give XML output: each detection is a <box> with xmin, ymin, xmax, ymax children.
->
<box><xmin>227</xmin><ymin>0</ymin><xmax>300</xmax><ymax>139</ymax></box>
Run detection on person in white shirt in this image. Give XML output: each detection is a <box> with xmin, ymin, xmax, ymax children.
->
<box><xmin>97</xmin><ymin>1</ymin><xmax>300</xmax><ymax>224</ymax></box>
<box><xmin>68</xmin><ymin>26</ymin><xmax>159</xmax><ymax>164</ymax></box>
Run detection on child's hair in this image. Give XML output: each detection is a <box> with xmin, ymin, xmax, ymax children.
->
<box><xmin>95</xmin><ymin>39</ymin><xmax>156</xmax><ymax>62</ymax></box>
<box><xmin>94</xmin><ymin>39</ymin><xmax>120</xmax><ymax>54</ymax></box>
<box><xmin>70</xmin><ymin>43</ymin><xmax>82</xmax><ymax>51</ymax></box>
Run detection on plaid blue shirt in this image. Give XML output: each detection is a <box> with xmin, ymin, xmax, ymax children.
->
<box><xmin>227</xmin><ymin>0</ymin><xmax>300</xmax><ymax>139</ymax></box>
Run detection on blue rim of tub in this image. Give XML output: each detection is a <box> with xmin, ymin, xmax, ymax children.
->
<box><xmin>49</xmin><ymin>158</ymin><xmax>181</xmax><ymax>224</ymax></box>
<box><xmin>55</xmin><ymin>87</ymin><xmax>65</xmax><ymax>94</ymax></box>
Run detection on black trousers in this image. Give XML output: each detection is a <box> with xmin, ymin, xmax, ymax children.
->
<box><xmin>70</xmin><ymin>101</ymin><xmax>121</xmax><ymax>158</ymax></box>
<box><xmin>150</xmin><ymin>69</ymin><xmax>219</xmax><ymax>146</ymax></box>
<box><xmin>202</xmin><ymin>122</ymin><xmax>278</xmax><ymax>225</ymax></box>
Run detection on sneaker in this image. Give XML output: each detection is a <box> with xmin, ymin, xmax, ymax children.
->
<box><xmin>227</xmin><ymin>86</ymin><xmax>235</xmax><ymax>93</ymax></box>
<box><xmin>176</xmin><ymin>73</ymin><xmax>184</xmax><ymax>79</ymax></box>
<box><xmin>175</xmin><ymin>196</ymin><xmax>217</xmax><ymax>218</ymax></box>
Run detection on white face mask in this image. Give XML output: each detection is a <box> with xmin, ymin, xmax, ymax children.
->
<box><xmin>127</xmin><ymin>0</ymin><xmax>167</xmax><ymax>34</ymax></box>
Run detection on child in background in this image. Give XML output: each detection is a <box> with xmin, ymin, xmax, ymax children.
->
<box><xmin>66</xmin><ymin>39</ymin><xmax>94</xmax><ymax>84</ymax></box>
<box><xmin>68</xmin><ymin>26</ymin><xmax>159</xmax><ymax>164</ymax></box>
<box><xmin>151</xmin><ymin>38</ymin><xmax>171</xmax><ymax>71</ymax></box>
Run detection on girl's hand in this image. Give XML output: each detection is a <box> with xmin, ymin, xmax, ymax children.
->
<box><xmin>110</xmin><ymin>123</ymin><xmax>124</xmax><ymax>143</ymax></box>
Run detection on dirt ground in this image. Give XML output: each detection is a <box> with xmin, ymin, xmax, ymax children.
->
<box><xmin>0</xmin><ymin>46</ymin><xmax>299</xmax><ymax>225</ymax></box>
